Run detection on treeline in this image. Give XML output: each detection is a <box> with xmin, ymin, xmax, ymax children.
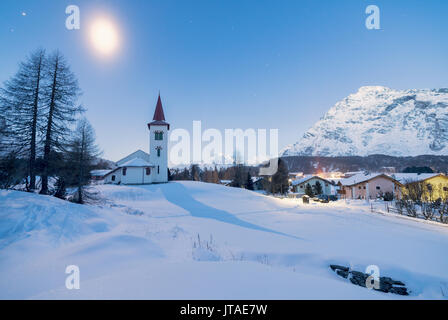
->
<box><xmin>0</xmin><ymin>49</ymin><xmax>101</xmax><ymax>203</ymax></box>
<box><xmin>282</xmin><ymin>155</ymin><xmax>448</xmax><ymax>174</ymax></box>
<box><xmin>169</xmin><ymin>158</ymin><xmax>290</xmax><ymax>194</ymax></box>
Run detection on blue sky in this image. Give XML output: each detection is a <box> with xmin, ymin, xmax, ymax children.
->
<box><xmin>1</xmin><ymin>0</ymin><xmax>447</xmax><ymax>161</ymax></box>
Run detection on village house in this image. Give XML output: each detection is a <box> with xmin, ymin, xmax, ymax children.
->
<box><xmin>339</xmin><ymin>173</ymin><xmax>402</xmax><ymax>200</ymax></box>
<box><xmin>291</xmin><ymin>175</ymin><xmax>337</xmax><ymax>196</ymax></box>
<box><xmin>391</xmin><ymin>173</ymin><xmax>448</xmax><ymax>201</ymax></box>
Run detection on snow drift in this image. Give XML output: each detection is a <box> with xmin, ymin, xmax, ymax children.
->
<box><xmin>1</xmin><ymin>182</ymin><xmax>448</xmax><ymax>299</ymax></box>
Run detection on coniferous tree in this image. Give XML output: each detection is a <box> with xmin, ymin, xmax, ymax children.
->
<box><xmin>270</xmin><ymin>158</ymin><xmax>289</xmax><ymax>194</ymax></box>
<box><xmin>53</xmin><ymin>176</ymin><xmax>67</xmax><ymax>200</ymax></box>
<box><xmin>212</xmin><ymin>166</ymin><xmax>219</xmax><ymax>184</ymax></box>
<box><xmin>65</xmin><ymin>119</ymin><xmax>100</xmax><ymax>204</ymax></box>
<box><xmin>231</xmin><ymin>164</ymin><xmax>245</xmax><ymax>188</ymax></box>
<box><xmin>245</xmin><ymin>171</ymin><xmax>254</xmax><ymax>190</ymax></box>
<box><xmin>40</xmin><ymin>51</ymin><xmax>83</xmax><ymax>194</ymax></box>
<box><xmin>0</xmin><ymin>49</ymin><xmax>46</xmax><ymax>190</ymax></box>
<box><xmin>314</xmin><ymin>181</ymin><xmax>323</xmax><ymax>195</ymax></box>
<box><xmin>305</xmin><ymin>183</ymin><xmax>314</xmax><ymax>197</ymax></box>
<box><xmin>0</xmin><ymin>151</ymin><xmax>24</xmax><ymax>189</ymax></box>
<box><xmin>190</xmin><ymin>164</ymin><xmax>200</xmax><ymax>181</ymax></box>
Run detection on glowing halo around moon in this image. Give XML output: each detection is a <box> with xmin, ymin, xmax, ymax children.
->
<box><xmin>88</xmin><ymin>17</ymin><xmax>121</xmax><ymax>56</ymax></box>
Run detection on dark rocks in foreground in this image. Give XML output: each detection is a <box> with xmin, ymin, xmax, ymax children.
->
<box><xmin>330</xmin><ymin>264</ymin><xmax>409</xmax><ymax>296</ymax></box>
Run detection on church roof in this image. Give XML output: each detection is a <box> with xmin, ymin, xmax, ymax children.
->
<box><xmin>148</xmin><ymin>94</ymin><xmax>170</xmax><ymax>130</ymax></box>
<box><xmin>120</xmin><ymin>158</ymin><xmax>154</xmax><ymax>167</ymax></box>
<box><xmin>153</xmin><ymin>94</ymin><xmax>165</xmax><ymax>121</ymax></box>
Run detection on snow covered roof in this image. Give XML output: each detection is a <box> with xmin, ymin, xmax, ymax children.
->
<box><xmin>119</xmin><ymin>158</ymin><xmax>154</xmax><ymax>167</ymax></box>
<box><xmin>91</xmin><ymin>169</ymin><xmax>112</xmax><ymax>177</ymax></box>
<box><xmin>251</xmin><ymin>177</ymin><xmax>263</xmax><ymax>183</ymax></box>
<box><xmin>291</xmin><ymin>175</ymin><xmax>332</xmax><ymax>186</ymax></box>
<box><xmin>340</xmin><ymin>173</ymin><xmax>391</xmax><ymax>186</ymax></box>
<box><xmin>389</xmin><ymin>173</ymin><xmax>442</xmax><ymax>184</ymax></box>
<box><xmin>116</xmin><ymin>149</ymin><xmax>150</xmax><ymax>166</ymax></box>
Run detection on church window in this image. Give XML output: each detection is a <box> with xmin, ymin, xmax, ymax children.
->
<box><xmin>157</xmin><ymin>148</ymin><xmax>161</xmax><ymax>157</ymax></box>
<box><xmin>146</xmin><ymin>168</ymin><xmax>151</xmax><ymax>176</ymax></box>
<box><xmin>155</xmin><ymin>131</ymin><xmax>163</xmax><ymax>140</ymax></box>
<box><xmin>158</xmin><ymin>166</ymin><xmax>160</xmax><ymax>174</ymax></box>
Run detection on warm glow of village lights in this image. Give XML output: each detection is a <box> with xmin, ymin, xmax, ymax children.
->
<box><xmin>89</xmin><ymin>17</ymin><xmax>120</xmax><ymax>56</ymax></box>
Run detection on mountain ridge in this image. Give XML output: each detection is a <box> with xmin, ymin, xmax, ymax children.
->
<box><xmin>283</xmin><ymin>86</ymin><xmax>448</xmax><ymax>157</ymax></box>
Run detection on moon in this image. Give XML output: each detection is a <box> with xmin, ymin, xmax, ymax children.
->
<box><xmin>89</xmin><ymin>17</ymin><xmax>120</xmax><ymax>56</ymax></box>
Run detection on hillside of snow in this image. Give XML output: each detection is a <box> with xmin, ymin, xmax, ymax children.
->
<box><xmin>1</xmin><ymin>182</ymin><xmax>448</xmax><ymax>299</ymax></box>
<box><xmin>283</xmin><ymin>86</ymin><xmax>448</xmax><ymax>157</ymax></box>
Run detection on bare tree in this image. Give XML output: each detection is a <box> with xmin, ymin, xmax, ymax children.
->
<box><xmin>0</xmin><ymin>49</ymin><xmax>46</xmax><ymax>190</ymax></box>
<box><xmin>40</xmin><ymin>51</ymin><xmax>83</xmax><ymax>194</ymax></box>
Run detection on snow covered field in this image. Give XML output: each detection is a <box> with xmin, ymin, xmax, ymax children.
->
<box><xmin>1</xmin><ymin>181</ymin><xmax>448</xmax><ymax>299</ymax></box>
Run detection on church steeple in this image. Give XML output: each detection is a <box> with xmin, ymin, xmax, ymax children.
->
<box><xmin>148</xmin><ymin>93</ymin><xmax>169</xmax><ymax>183</ymax></box>
<box><xmin>148</xmin><ymin>93</ymin><xmax>170</xmax><ymax>130</ymax></box>
<box><xmin>153</xmin><ymin>94</ymin><xmax>166</xmax><ymax>121</ymax></box>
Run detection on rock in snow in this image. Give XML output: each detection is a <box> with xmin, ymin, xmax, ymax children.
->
<box><xmin>283</xmin><ymin>86</ymin><xmax>448</xmax><ymax>157</ymax></box>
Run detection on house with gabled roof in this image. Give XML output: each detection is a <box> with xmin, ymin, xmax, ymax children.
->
<box><xmin>391</xmin><ymin>173</ymin><xmax>448</xmax><ymax>201</ymax></box>
<box><xmin>339</xmin><ymin>172</ymin><xmax>402</xmax><ymax>200</ymax></box>
<box><xmin>291</xmin><ymin>175</ymin><xmax>337</xmax><ymax>195</ymax></box>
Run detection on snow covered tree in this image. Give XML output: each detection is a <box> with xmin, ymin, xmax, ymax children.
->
<box><xmin>40</xmin><ymin>51</ymin><xmax>83</xmax><ymax>194</ymax></box>
<box><xmin>65</xmin><ymin>119</ymin><xmax>100</xmax><ymax>204</ymax></box>
<box><xmin>0</xmin><ymin>49</ymin><xmax>46</xmax><ymax>190</ymax></box>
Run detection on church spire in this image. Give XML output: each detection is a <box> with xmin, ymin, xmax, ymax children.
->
<box><xmin>148</xmin><ymin>93</ymin><xmax>170</xmax><ymax>130</ymax></box>
<box><xmin>153</xmin><ymin>93</ymin><xmax>166</xmax><ymax>121</ymax></box>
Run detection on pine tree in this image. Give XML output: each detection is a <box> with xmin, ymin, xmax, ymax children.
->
<box><xmin>314</xmin><ymin>181</ymin><xmax>323</xmax><ymax>195</ymax></box>
<box><xmin>246</xmin><ymin>171</ymin><xmax>254</xmax><ymax>190</ymax></box>
<box><xmin>54</xmin><ymin>176</ymin><xmax>67</xmax><ymax>200</ymax></box>
<box><xmin>40</xmin><ymin>51</ymin><xmax>83</xmax><ymax>194</ymax></box>
<box><xmin>270</xmin><ymin>158</ymin><xmax>289</xmax><ymax>194</ymax></box>
<box><xmin>190</xmin><ymin>164</ymin><xmax>201</xmax><ymax>181</ymax></box>
<box><xmin>65</xmin><ymin>119</ymin><xmax>100</xmax><ymax>204</ymax></box>
<box><xmin>305</xmin><ymin>183</ymin><xmax>314</xmax><ymax>197</ymax></box>
<box><xmin>231</xmin><ymin>164</ymin><xmax>245</xmax><ymax>188</ymax></box>
<box><xmin>212</xmin><ymin>166</ymin><xmax>220</xmax><ymax>184</ymax></box>
<box><xmin>0</xmin><ymin>151</ymin><xmax>24</xmax><ymax>189</ymax></box>
<box><xmin>0</xmin><ymin>49</ymin><xmax>46</xmax><ymax>190</ymax></box>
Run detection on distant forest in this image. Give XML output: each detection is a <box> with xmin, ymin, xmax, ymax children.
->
<box><xmin>282</xmin><ymin>154</ymin><xmax>448</xmax><ymax>174</ymax></box>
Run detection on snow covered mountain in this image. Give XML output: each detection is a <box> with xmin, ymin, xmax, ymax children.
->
<box><xmin>283</xmin><ymin>86</ymin><xmax>448</xmax><ymax>157</ymax></box>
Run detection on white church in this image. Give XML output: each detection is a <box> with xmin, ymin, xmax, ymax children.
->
<box><xmin>102</xmin><ymin>95</ymin><xmax>169</xmax><ymax>185</ymax></box>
